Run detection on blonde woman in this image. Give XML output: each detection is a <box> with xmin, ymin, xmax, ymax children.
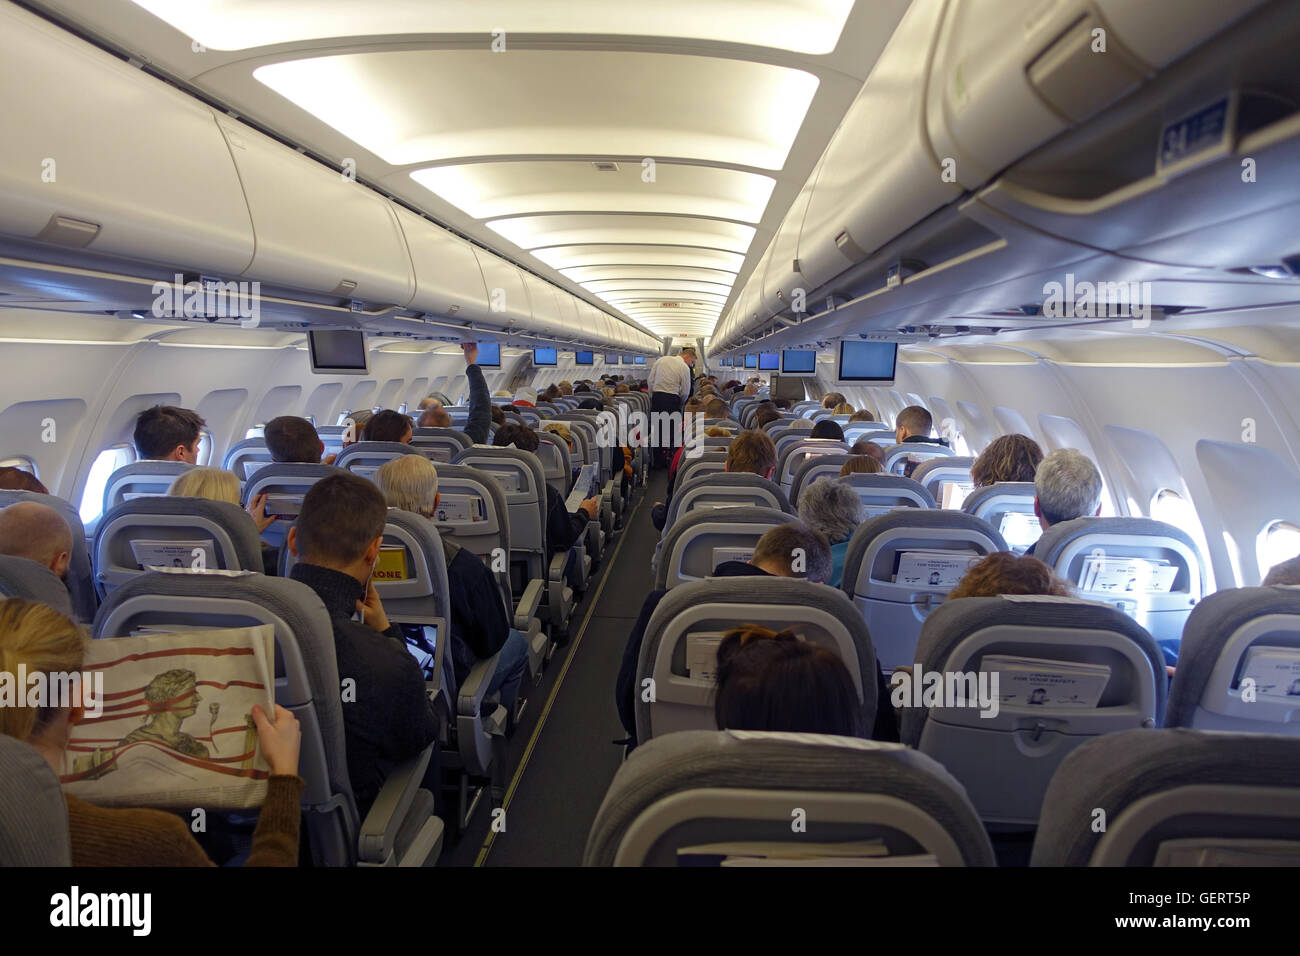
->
<box><xmin>833</xmin><ymin>402</ymin><xmax>855</xmax><ymax>416</ymax></box>
<box><xmin>168</xmin><ymin>466</ymin><xmax>273</xmax><ymax>534</ymax></box>
<box><xmin>0</xmin><ymin>597</ymin><xmax>303</xmax><ymax>865</ymax></box>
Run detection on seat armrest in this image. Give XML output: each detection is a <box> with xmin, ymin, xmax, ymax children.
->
<box><xmin>458</xmin><ymin>653</ymin><xmax>499</xmax><ymax>717</ymax></box>
<box><xmin>358</xmin><ymin>742</ymin><xmax>434</xmax><ymax>864</ymax></box>
<box><xmin>514</xmin><ymin>577</ymin><xmax>544</xmax><ymax>629</ymax></box>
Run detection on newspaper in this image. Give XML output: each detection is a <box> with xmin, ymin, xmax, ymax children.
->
<box><xmin>62</xmin><ymin>625</ymin><xmax>277</xmax><ymax>810</ymax></box>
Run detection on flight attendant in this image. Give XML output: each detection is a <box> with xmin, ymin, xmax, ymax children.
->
<box><xmin>647</xmin><ymin>346</ymin><xmax>695</xmax><ymax>468</ymax></box>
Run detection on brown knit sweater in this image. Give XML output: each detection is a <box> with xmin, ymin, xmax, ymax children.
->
<box><xmin>66</xmin><ymin>774</ymin><xmax>305</xmax><ymax>866</ymax></box>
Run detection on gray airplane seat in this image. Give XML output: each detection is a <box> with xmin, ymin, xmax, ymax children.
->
<box><xmin>103</xmin><ymin>460</ymin><xmax>194</xmax><ymax>513</ymax></box>
<box><xmin>517</xmin><ymin>407</ymin><xmax>542</xmax><ymax>428</ymax></box>
<box><xmin>843</xmin><ymin>424</ymin><xmax>894</xmax><ymax>446</ymax></box>
<box><xmin>788</xmin><ymin>454</ymin><xmax>852</xmax><ymax>504</ymax></box>
<box><xmin>0</xmin><ymin>735</ymin><xmax>70</xmax><ymax>866</ymax></box>
<box><xmin>790</xmin><ymin>400</ymin><xmax>821</xmax><ymax>418</ymax></box>
<box><xmin>776</xmin><ymin>438</ymin><xmax>847</xmax><ymax>495</ymax></box>
<box><xmin>1031</xmin><ymin>729</ymin><xmax>1300</xmax><ymax>866</ymax></box>
<box><xmin>673</xmin><ymin>450</ymin><xmax>728</xmax><ymax>491</ymax></box>
<box><xmin>241</xmin><ymin>462</ymin><xmax>344</xmax><ymax>550</ymax></box>
<box><xmin>903</xmin><ymin>595</ymin><xmax>1166</xmax><ymax>828</ymax></box>
<box><xmin>584</xmin><ymin>730</ymin><xmax>995</xmax><ymax>867</ymax></box>
<box><xmin>222</xmin><ymin>437</ymin><xmax>275</xmax><ymax>481</ymax></box>
<box><xmin>433</xmin><ymin>462</ymin><xmax>547</xmax><ymax>676</ymax></box>
<box><xmin>550</xmin><ymin>415</ymin><xmax>619</xmax><ymax>534</ymax></box>
<box><xmin>962</xmin><ymin>482</ymin><xmax>1039</xmax><ymax>553</ymax></box>
<box><xmin>0</xmin><ymin>490</ymin><xmax>96</xmax><ymax>623</ymax></box>
<box><xmin>837</xmin><ymin>474</ymin><xmax>936</xmax><ymax>519</ymax></box>
<box><xmin>0</xmin><ymin>554</ymin><xmax>74</xmax><ymax>617</ymax></box>
<box><xmin>333</xmin><ymin>442</ymin><xmax>423</xmax><ymax>482</ymax></box>
<box><xmin>315</xmin><ymin>425</ymin><xmax>348</xmax><ymax>461</ymax></box>
<box><xmin>701</xmin><ymin>434</ymin><xmax>734</xmax><ymax>449</ymax></box>
<box><xmin>912</xmin><ymin>457</ymin><xmax>976</xmax><ymax>506</ymax></box>
<box><xmin>1167</xmin><ymin>585</ymin><xmax>1300</xmax><ymax>735</ymax></box>
<box><xmin>376</xmin><ymin>509</ymin><xmax>507</xmax><ymax>828</ymax></box>
<box><xmin>1033</xmin><ymin>517</ymin><xmax>1206</xmax><ymax>655</ymax></box>
<box><xmin>634</xmin><ymin>577</ymin><xmax>878</xmax><ymax>745</ymax></box>
<box><xmin>454</xmin><ymin>445</ymin><xmax>581</xmax><ymax>635</ymax></box>
<box><xmin>841</xmin><ymin>510</ymin><xmax>1007</xmax><ymax>673</ymax></box>
<box><xmin>760</xmin><ymin>416</ymin><xmax>798</xmax><ymax>435</ymax></box>
<box><xmin>535</xmin><ymin>430</ymin><xmax>575</xmax><ymax>498</ymax></box>
<box><xmin>882</xmin><ymin>442</ymin><xmax>954</xmax><ymax>476</ymax></box>
<box><xmin>409</xmin><ymin>428</ymin><xmax>471</xmax><ymax>462</ymax></box>
<box><xmin>94</xmin><ymin>496</ymin><xmax>263</xmax><ymax>597</ymax></box>
<box><xmin>662</xmin><ymin>473</ymin><xmax>794</xmax><ymax>536</ymax></box>
<box><xmin>92</xmin><ymin>570</ymin><xmax>442</xmax><ymax>866</ymax></box>
<box><xmin>653</xmin><ymin>505</ymin><xmax>790</xmax><ymax>591</ymax></box>
<box><xmin>772</xmin><ymin>426</ymin><xmax>820</xmax><ymax>458</ymax></box>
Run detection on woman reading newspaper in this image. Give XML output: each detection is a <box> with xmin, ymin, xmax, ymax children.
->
<box><xmin>0</xmin><ymin>597</ymin><xmax>304</xmax><ymax>866</ymax></box>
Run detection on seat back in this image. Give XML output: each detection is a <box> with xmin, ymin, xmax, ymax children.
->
<box><xmin>905</xmin><ymin>595</ymin><xmax>1165</xmax><ymax>826</ymax></box>
<box><xmin>843</xmin><ymin>424</ymin><xmax>893</xmax><ymax>446</ymax></box>
<box><xmin>673</xmin><ymin>450</ymin><xmax>729</xmax><ymax>490</ymax></box>
<box><xmin>841</xmin><ymin>510</ymin><xmax>1007</xmax><ymax>672</ymax></box>
<box><xmin>584</xmin><ymin>730</ymin><xmax>996</xmax><ymax>866</ymax></box>
<box><xmin>92</xmin><ymin>571</ymin><xmax>360</xmax><ymax>866</ymax></box>
<box><xmin>882</xmin><ymin>442</ymin><xmax>954</xmax><ymax>476</ymax></box>
<box><xmin>663</xmin><ymin>473</ymin><xmax>793</xmax><ymax>534</ymax></box>
<box><xmin>1031</xmin><ymin>729</ymin><xmax>1300</xmax><ymax>866</ymax></box>
<box><xmin>432</xmin><ymin>462</ymin><xmax>518</xmax><ymax>614</ymax></box>
<box><xmin>1033</xmin><ymin>517</ymin><xmax>1206</xmax><ymax>650</ymax></box>
<box><xmin>960</xmin><ymin>481</ymin><xmax>1037</xmax><ymax>545</ymax></box>
<box><xmin>93</xmin><ymin>497</ymin><xmax>263</xmax><ymax>597</ymax></box>
<box><xmin>103</xmin><ymin>461</ymin><xmax>194</xmax><ymax>512</ymax></box>
<box><xmin>838</xmin><ymin>474</ymin><xmax>936</xmax><ymax>517</ymax></box>
<box><xmin>0</xmin><ymin>490</ymin><xmax>95</xmax><ymax>622</ymax></box>
<box><xmin>241</xmin><ymin>463</ymin><xmax>344</xmax><ymax>550</ymax></box>
<box><xmin>315</xmin><ymin>425</ymin><xmax>348</xmax><ymax>461</ymax></box>
<box><xmin>776</xmin><ymin>439</ymin><xmax>849</xmax><ymax>495</ymax></box>
<box><xmin>0</xmin><ymin>555</ymin><xmax>73</xmax><ymax>617</ymax></box>
<box><xmin>1168</xmin><ymin>585</ymin><xmax>1300</xmax><ymax>735</ymax></box>
<box><xmin>222</xmin><ymin>437</ymin><xmax>276</xmax><ymax>481</ymax></box>
<box><xmin>534</xmin><ymin>432</ymin><xmax>573</xmax><ymax>497</ymax></box>
<box><xmin>654</xmin><ymin>506</ymin><xmax>790</xmax><ymax>590</ymax></box>
<box><xmin>911</xmin><ymin>457</ymin><xmax>975</xmax><ymax>506</ymax></box>
<box><xmin>333</xmin><ymin>442</ymin><xmax>424</xmax><ymax>481</ymax></box>
<box><xmin>0</xmin><ymin>735</ymin><xmax>71</xmax><ymax>865</ymax></box>
<box><xmin>635</xmin><ymin>577</ymin><xmax>878</xmax><ymax>743</ymax></box>
<box><xmin>409</xmin><ymin>428</ymin><xmax>471</xmax><ymax>463</ymax></box>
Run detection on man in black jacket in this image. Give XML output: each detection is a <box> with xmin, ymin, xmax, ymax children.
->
<box><xmin>491</xmin><ymin>423</ymin><xmax>599</xmax><ymax>553</ymax></box>
<box><xmin>287</xmin><ymin>472</ymin><xmax>439</xmax><ymax>817</ymax></box>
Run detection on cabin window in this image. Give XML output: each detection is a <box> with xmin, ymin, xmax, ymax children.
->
<box><xmin>195</xmin><ymin>429</ymin><xmax>215</xmax><ymax>466</ymax></box>
<box><xmin>1150</xmin><ymin>489</ymin><xmax>1200</xmax><ymax>534</ymax></box>
<box><xmin>0</xmin><ymin>456</ymin><xmax>38</xmax><ymax>477</ymax></box>
<box><xmin>1258</xmin><ymin>520</ymin><xmax>1300</xmax><ymax>581</ymax></box>
<box><xmin>79</xmin><ymin>445</ymin><xmax>135</xmax><ymax>523</ymax></box>
<box><xmin>245</xmin><ymin>425</ymin><xmax>265</xmax><ymax>439</ymax></box>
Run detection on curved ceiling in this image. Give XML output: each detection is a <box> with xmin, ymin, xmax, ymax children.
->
<box><xmin>34</xmin><ymin>0</ymin><xmax>913</xmax><ymax>339</ymax></box>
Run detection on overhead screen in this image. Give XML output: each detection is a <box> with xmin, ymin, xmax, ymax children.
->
<box><xmin>758</xmin><ymin>352</ymin><xmax>779</xmax><ymax>371</ymax></box>
<box><xmin>534</xmin><ymin>347</ymin><xmax>557</xmax><ymax>366</ymax></box>
<box><xmin>476</xmin><ymin>341</ymin><xmax>501</xmax><ymax>368</ymax></box>
<box><xmin>744</xmin><ymin>354</ymin><xmax>757</xmax><ymax>368</ymax></box>
<box><xmin>308</xmin><ymin>329</ymin><xmax>368</xmax><ymax>375</ymax></box>
<box><xmin>634</xmin><ymin>356</ymin><xmax>646</xmax><ymax>365</ymax></box>
<box><xmin>575</xmin><ymin>350</ymin><xmax>594</xmax><ymax>365</ymax></box>
<box><xmin>838</xmin><ymin>341</ymin><xmax>898</xmax><ymax>383</ymax></box>
<box><xmin>605</xmin><ymin>353</ymin><xmax>619</xmax><ymax>364</ymax></box>
<box><xmin>781</xmin><ymin>349</ymin><xmax>816</xmax><ymax>375</ymax></box>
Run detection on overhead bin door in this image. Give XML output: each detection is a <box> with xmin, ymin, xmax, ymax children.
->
<box><xmin>471</xmin><ymin>247</ymin><xmax>533</xmax><ymax>332</ymax></box>
<box><xmin>218</xmin><ymin>120</ymin><xmax>413</xmax><ymax>305</ymax></box>
<box><xmin>797</xmin><ymin>0</ymin><xmax>962</xmax><ymax>291</ymax></box>
<box><xmin>522</xmin><ymin>273</ymin><xmax>563</xmax><ymax>340</ymax></box>
<box><xmin>0</xmin><ymin>4</ymin><xmax>253</xmax><ymax>275</ymax></box>
<box><xmin>761</xmin><ymin>154</ymin><xmax>824</xmax><ymax>318</ymax></box>
<box><xmin>395</xmin><ymin>206</ymin><xmax>491</xmax><ymax>323</ymax></box>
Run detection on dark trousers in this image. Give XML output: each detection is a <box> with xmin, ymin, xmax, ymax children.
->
<box><xmin>650</xmin><ymin>391</ymin><xmax>682</xmax><ymax>469</ymax></box>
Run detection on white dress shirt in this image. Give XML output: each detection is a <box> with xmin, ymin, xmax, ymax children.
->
<box><xmin>648</xmin><ymin>354</ymin><xmax>692</xmax><ymax>402</ymax></box>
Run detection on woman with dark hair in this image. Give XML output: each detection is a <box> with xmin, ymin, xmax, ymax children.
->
<box><xmin>809</xmin><ymin>419</ymin><xmax>845</xmax><ymax>442</ymax></box>
<box><xmin>970</xmin><ymin>434</ymin><xmax>1044</xmax><ymax>487</ymax></box>
<box><xmin>713</xmin><ymin>626</ymin><xmax>866</xmax><ymax>738</ymax></box>
<box><xmin>0</xmin><ymin>466</ymin><xmax>49</xmax><ymax>494</ymax></box>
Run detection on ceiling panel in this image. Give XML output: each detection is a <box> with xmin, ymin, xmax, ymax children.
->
<box><xmin>560</xmin><ymin>266</ymin><xmax>739</xmax><ymax>284</ymax></box>
<box><xmin>531</xmin><ymin>246</ymin><xmax>747</xmax><ymax>272</ymax></box>
<box><xmin>489</xmin><ymin>214</ymin><xmax>756</xmax><ymax>253</ymax></box>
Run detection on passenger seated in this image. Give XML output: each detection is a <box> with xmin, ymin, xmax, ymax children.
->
<box><xmin>374</xmin><ymin>455</ymin><xmax>529</xmax><ymax>714</ymax></box>
<box><xmin>947</xmin><ymin>551</ymin><xmax>1074</xmax><ymax>599</ymax></box>
<box><xmin>1263</xmin><ymin>555</ymin><xmax>1300</xmax><ymax>586</ymax></box>
<box><xmin>491</xmin><ymin>423</ymin><xmax>599</xmax><ymax>553</ymax></box>
<box><xmin>417</xmin><ymin>404</ymin><xmax>452</xmax><ymax>428</ymax></box>
<box><xmin>0</xmin><ymin>501</ymin><xmax>72</xmax><ymax>580</ymax></box>
<box><xmin>341</xmin><ymin>409</ymin><xmax>372</xmax><ymax>447</ymax></box>
<box><xmin>167</xmin><ymin>467</ymin><xmax>276</xmax><ymax>574</ymax></box>
<box><xmin>850</xmin><ymin>439</ymin><xmax>886</xmax><ymax>465</ymax></box>
<box><xmin>616</xmin><ymin>522</ymin><xmax>836</xmax><ymax>740</ymax></box>
<box><xmin>264</xmin><ymin>415</ymin><xmax>332</xmax><ymax>465</ymax></box>
<box><xmin>809</xmin><ymin>419</ymin><xmax>845</xmax><ymax>442</ymax></box>
<box><xmin>0</xmin><ymin>466</ymin><xmax>48</xmax><ymax>494</ymax></box>
<box><xmin>753</xmin><ymin>407</ymin><xmax>782</xmax><ymax>430</ymax></box>
<box><xmin>832</xmin><ymin>403</ymin><xmax>855</xmax><ymax>416</ymax></box>
<box><xmin>361</xmin><ymin>410</ymin><xmax>414</xmax><ymax>444</ymax></box>
<box><xmin>772</xmin><ymin>398</ymin><xmax>792</xmax><ymax>411</ymax></box>
<box><xmin>821</xmin><ymin>392</ymin><xmax>846</xmax><ymax>410</ymax></box>
<box><xmin>285</xmin><ymin>473</ymin><xmax>439</xmax><ymax>816</ymax></box>
<box><xmin>840</xmin><ymin>455</ymin><xmax>882</xmax><ymax>476</ymax></box>
<box><xmin>0</xmin><ymin>597</ymin><xmax>303</xmax><ymax>865</ymax></box>
<box><xmin>652</xmin><ymin>428</ymin><xmax>777</xmax><ymax>531</ymax></box>
<box><xmin>848</xmin><ymin>409</ymin><xmax>876</xmax><ymax>423</ymax></box>
<box><xmin>797</xmin><ymin>477</ymin><xmax>863</xmax><ymax>587</ymax></box>
<box><xmin>970</xmin><ymin>434</ymin><xmax>1043</xmax><ymax>487</ymax></box>
<box><xmin>1026</xmin><ymin>448</ymin><xmax>1103</xmax><ymax>556</ymax></box>
<box><xmin>511</xmin><ymin>389</ymin><xmax>536</xmax><ymax>408</ymax></box>
<box><xmin>894</xmin><ymin>405</ymin><xmax>939</xmax><ymax>446</ymax></box>
<box><xmin>703</xmin><ymin>398</ymin><xmax>730</xmax><ymax>420</ymax></box>
<box><xmin>134</xmin><ymin>405</ymin><xmax>205</xmax><ymax>463</ymax></box>
<box><xmin>714</xmin><ymin>625</ymin><xmax>866</xmax><ymax>737</ymax></box>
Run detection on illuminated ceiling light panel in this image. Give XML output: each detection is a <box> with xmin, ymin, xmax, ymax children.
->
<box><xmin>131</xmin><ymin>0</ymin><xmax>855</xmax><ymax>55</ymax></box>
<box><xmin>560</xmin><ymin>266</ymin><xmax>738</xmax><ymax>285</ymax></box>
<box><xmin>491</xmin><ymin>215</ymin><xmax>755</xmax><ymax>253</ymax></box>
<box><xmin>582</xmin><ymin>280</ymin><xmax>733</xmax><ymax>296</ymax></box>
<box><xmin>530</xmin><ymin>246</ymin><xmax>746</xmax><ymax>272</ymax></box>
<box><xmin>254</xmin><ymin>51</ymin><xmax>818</xmax><ymax>168</ymax></box>
<box><xmin>411</xmin><ymin>161</ymin><xmax>776</xmax><ymax>223</ymax></box>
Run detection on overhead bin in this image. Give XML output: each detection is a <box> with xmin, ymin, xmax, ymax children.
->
<box><xmin>395</xmin><ymin>206</ymin><xmax>492</xmax><ymax>323</ymax></box>
<box><xmin>0</xmin><ymin>3</ymin><xmax>253</xmax><ymax>276</ymax></box>
<box><xmin>471</xmin><ymin>247</ymin><xmax>534</xmax><ymax>333</ymax></box>
<box><xmin>216</xmin><ymin>118</ymin><xmax>413</xmax><ymax>306</ymax></box>
<box><xmin>761</xmin><ymin>154</ymin><xmax>823</xmax><ymax>318</ymax></box>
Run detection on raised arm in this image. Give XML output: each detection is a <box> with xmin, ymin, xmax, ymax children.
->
<box><xmin>462</xmin><ymin>342</ymin><xmax>491</xmax><ymax>444</ymax></box>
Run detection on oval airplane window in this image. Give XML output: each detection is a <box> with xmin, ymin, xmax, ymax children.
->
<box><xmin>79</xmin><ymin>445</ymin><xmax>136</xmax><ymax>524</ymax></box>
<box><xmin>1151</xmin><ymin>489</ymin><xmax>1196</xmax><ymax>530</ymax></box>
<box><xmin>1258</xmin><ymin>520</ymin><xmax>1300</xmax><ymax>582</ymax></box>
<box><xmin>196</xmin><ymin>429</ymin><xmax>215</xmax><ymax>466</ymax></box>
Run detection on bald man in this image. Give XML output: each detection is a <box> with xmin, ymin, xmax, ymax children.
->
<box><xmin>0</xmin><ymin>502</ymin><xmax>74</xmax><ymax>579</ymax></box>
<box><xmin>418</xmin><ymin>404</ymin><xmax>452</xmax><ymax>428</ymax></box>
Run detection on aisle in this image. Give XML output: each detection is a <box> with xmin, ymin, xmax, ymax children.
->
<box><xmin>441</xmin><ymin>468</ymin><xmax>666</xmax><ymax>866</ymax></box>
